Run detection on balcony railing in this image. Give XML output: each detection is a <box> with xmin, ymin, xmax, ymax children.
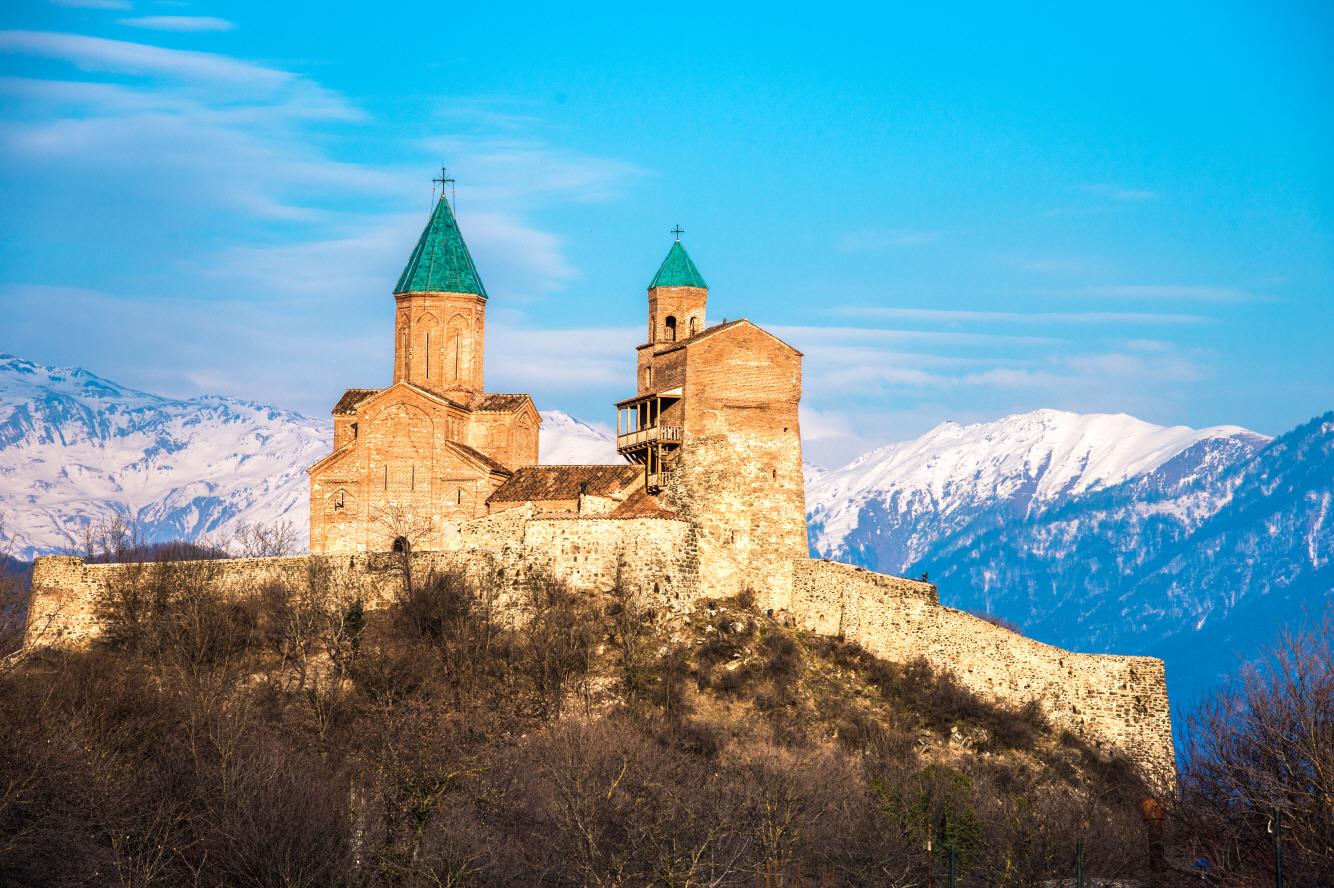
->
<box><xmin>616</xmin><ymin>424</ymin><xmax>683</xmax><ymax>451</ymax></box>
<box><xmin>647</xmin><ymin>469</ymin><xmax>673</xmax><ymax>491</ymax></box>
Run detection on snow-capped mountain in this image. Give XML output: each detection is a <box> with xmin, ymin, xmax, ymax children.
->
<box><xmin>810</xmin><ymin>408</ymin><xmax>1331</xmax><ymax>701</ymax></box>
<box><xmin>0</xmin><ymin>355</ymin><xmax>619</xmax><ymax>559</ymax></box>
<box><xmin>537</xmin><ymin>410</ymin><xmax>620</xmax><ymax>465</ymax></box>
<box><xmin>808</xmin><ymin>409</ymin><xmax>1269</xmax><ymax>569</ymax></box>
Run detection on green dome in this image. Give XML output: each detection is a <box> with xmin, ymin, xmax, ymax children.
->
<box><xmin>649</xmin><ymin>240</ymin><xmax>707</xmax><ymax>289</ymax></box>
<box><xmin>395</xmin><ymin>196</ymin><xmax>487</xmax><ymax>297</ymax></box>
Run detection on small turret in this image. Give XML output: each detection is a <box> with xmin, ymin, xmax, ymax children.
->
<box><xmin>646</xmin><ymin>232</ymin><xmax>707</xmax><ymax>345</ymax></box>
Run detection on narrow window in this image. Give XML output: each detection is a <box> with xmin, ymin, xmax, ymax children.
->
<box><xmin>689</xmin><ymin>316</ymin><xmax>700</xmax><ymax>336</ymax></box>
<box><xmin>665</xmin><ymin>316</ymin><xmax>677</xmax><ymax>341</ymax></box>
<box><xmin>453</xmin><ymin>333</ymin><xmax>461</xmax><ymax>381</ymax></box>
<box><xmin>334</xmin><ymin>490</ymin><xmax>345</xmax><ymax>511</ymax></box>
<box><xmin>456</xmin><ymin>488</ymin><xmax>464</xmax><ymax>505</ymax></box>
<box><xmin>424</xmin><ymin>332</ymin><xmax>430</xmax><ymax>378</ymax></box>
<box><xmin>383</xmin><ymin>465</ymin><xmax>388</xmax><ymax>490</ymax></box>
<box><xmin>411</xmin><ymin>465</ymin><xmax>416</xmax><ymax>490</ymax></box>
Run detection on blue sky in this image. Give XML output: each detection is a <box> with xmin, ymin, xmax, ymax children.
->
<box><xmin>1</xmin><ymin>1</ymin><xmax>1331</xmax><ymax>465</ymax></box>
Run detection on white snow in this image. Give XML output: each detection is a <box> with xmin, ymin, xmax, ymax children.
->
<box><xmin>0</xmin><ymin>354</ymin><xmax>623</xmax><ymax>559</ymax></box>
<box><xmin>807</xmin><ymin>408</ymin><xmax>1265</xmax><ymax>555</ymax></box>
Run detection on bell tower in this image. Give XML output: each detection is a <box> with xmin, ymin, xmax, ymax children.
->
<box><xmin>646</xmin><ymin>228</ymin><xmax>708</xmax><ymax>350</ymax></box>
<box><xmin>392</xmin><ymin>175</ymin><xmax>487</xmax><ymax>399</ymax></box>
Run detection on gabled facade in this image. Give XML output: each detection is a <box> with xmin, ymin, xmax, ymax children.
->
<box><xmin>308</xmin><ymin>193</ymin><xmax>539</xmax><ymax>554</ymax></box>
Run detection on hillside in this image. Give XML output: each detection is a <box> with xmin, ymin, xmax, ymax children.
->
<box><xmin>0</xmin><ymin>564</ymin><xmax>1155</xmax><ymax>886</ymax></box>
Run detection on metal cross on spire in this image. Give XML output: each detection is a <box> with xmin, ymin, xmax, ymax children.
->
<box><xmin>433</xmin><ymin>165</ymin><xmax>456</xmax><ymax>209</ymax></box>
<box><xmin>671</xmin><ymin>225</ymin><xmax>685</xmax><ymax>241</ymax></box>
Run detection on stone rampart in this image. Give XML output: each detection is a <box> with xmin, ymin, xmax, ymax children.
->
<box><xmin>24</xmin><ymin>511</ymin><xmax>700</xmax><ymax>649</ymax></box>
<box><xmin>787</xmin><ymin>559</ymin><xmax>1175</xmax><ymax>782</ymax></box>
<box><xmin>23</xmin><ymin>544</ymin><xmax>1172</xmax><ymax>782</ymax></box>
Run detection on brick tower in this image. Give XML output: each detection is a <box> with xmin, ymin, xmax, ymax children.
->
<box><xmin>616</xmin><ymin>235</ymin><xmax>808</xmax><ymax>601</ymax></box>
<box><xmin>307</xmin><ymin>181</ymin><xmax>539</xmax><ymax>554</ymax></box>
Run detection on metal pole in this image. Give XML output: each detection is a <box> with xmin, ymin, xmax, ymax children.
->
<box><xmin>1076</xmin><ymin>840</ymin><xmax>1084</xmax><ymax>888</ymax></box>
<box><xmin>947</xmin><ymin>846</ymin><xmax>956</xmax><ymax>888</ymax></box>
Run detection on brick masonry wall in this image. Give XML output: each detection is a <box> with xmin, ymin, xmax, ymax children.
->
<box><xmin>661</xmin><ymin>322</ymin><xmax>808</xmax><ymax>602</ymax></box>
<box><xmin>787</xmin><ymin>559</ymin><xmax>1176</xmax><ymax>784</ymax></box>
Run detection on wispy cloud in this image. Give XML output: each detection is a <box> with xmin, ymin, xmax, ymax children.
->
<box><xmin>1086</xmin><ymin>183</ymin><xmax>1158</xmax><ymax>201</ymax></box>
<box><xmin>117</xmin><ymin>17</ymin><xmax>237</xmax><ymax>33</ymax></box>
<box><xmin>0</xmin><ymin>31</ymin><xmax>290</xmax><ymax>89</ymax></box>
<box><xmin>1087</xmin><ymin>284</ymin><xmax>1256</xmax><ymax>303</ymax></box>
<box><xmin>49</xmin><ymin>0</ymin><xmax>130</xmax><ymax>8</ymax></box>
<box><xmin>836</xmin><ymin>228</ymin><xmax>940</xmax><ymax>253</ymax></box>
<box><xmin>836</xmin><ymin>307</ymin><xmax>1208</xmax><ymax>325</ymax></box>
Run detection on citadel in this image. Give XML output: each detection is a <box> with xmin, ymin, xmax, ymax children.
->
<box><xmin>25</xmin><ymin>183</ymin><xmax>1175</xmax><ymax>780</ymax></box>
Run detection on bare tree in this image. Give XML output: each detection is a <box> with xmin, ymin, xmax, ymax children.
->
<box><xmin>1176</xmin><ymin>608</ymin><xmax>1334</xmax><ymax>883</ymax></box>
<box><xmin>78</xmin><ymin>512</ymin><xmax>145</xmax><ymax>563</ymax></box>
<box><xmin>373</xmin><ymin>505</ymin><xmax>436</xmax><ymax>601</ymax></box>
<box><xmin>230</xmin><ymin>520</ymin><xmax>299</xmax><ymax>559</ymax></box>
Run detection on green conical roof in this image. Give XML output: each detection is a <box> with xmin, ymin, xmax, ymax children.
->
<box><xmin>649</xmin><ymin>240</ymin><xmax>707</xmax><ymax>289</ymax></box>
<box><xmin>395</xmin><ymin>196</ymin><xmax>487</xmax><ymax>297</ymax></box>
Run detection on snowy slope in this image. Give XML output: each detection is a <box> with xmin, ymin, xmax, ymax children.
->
<box><xmin>538</xmin><ymin>411</ymin><xmax>621</xmax><ymax>465</ymax></box>
<box><xmin>0</xmin><ymin>355</ymin><xmax>620</xmax><ymax>559</ymax></box>
<box><xmin>0</xmin><ymin>354</ymin><xmax>329</xmax><ymax>558</ymax></box>
<box><xmin>808</xmin><ymin>409</ymin><xmax>1266</xmax><ymax>564</ymax></box>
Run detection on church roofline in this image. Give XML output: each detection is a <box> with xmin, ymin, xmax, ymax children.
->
<box><xmin>394</xmin><ymin>194</ymin><xmax>488</xmax><ymax>298</ymax></box>
<box><xmin>648</xmin><ymin>240</ymin><xmax>708</xmax><ymax>289</ymax></box>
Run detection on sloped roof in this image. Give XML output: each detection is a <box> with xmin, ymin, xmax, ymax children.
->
<box><xmin>487</xmin><ymin>464</ymin><xmax>640</xmax><ymax>504</ymax></box>
<box><xmin>333</xmin><ymin>388</ymin><xmax>381</xmax><ymax>415</ymax></box>
<box><xmin>395</xmin><ymin>195</ymin><xmax>488</xmax><ymax>297</ymax></box>
<box><xmin>609</xmin><ymin>486</ymin><xmax>680</xmax><ymax>519</ymax></box>
<box><xmin>473</xmin><ymin>393</ymin><xmax>532</xmax><ymax>413</ymax></box>
<box><xmin>649</xmin><ymin>240</ymin><xmax>707</xmax><ymax>289</ymax></box>
<box><xmin>445</xmin><ymin>441</ymin><xmax>511</xmax><ymax>475</ymax></box>
<box><xmin>656</xmin><ymin>318</ymin><xmax>802</xmax><ymax>357</ymax></box>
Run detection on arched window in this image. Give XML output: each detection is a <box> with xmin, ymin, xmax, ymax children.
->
<box><xmin>644</xmin><ymin>365</ymin><xmax>653</xmax><ymax>388</ymax></box>
<box><xmin>689</xmin><ymin>316</ymin><xmax>700</xmax><ymax>336</ymax></box>
<box><xmin>333</xmin><ymin>489</ymin><xmax>346</xmax><ymax>511</ymax></box>
<box><xmin>665</xmin><ymin>316</ymin><xmax>677</xmax><ymax>341</ymax></box>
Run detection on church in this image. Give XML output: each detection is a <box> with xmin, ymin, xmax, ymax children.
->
<box><xmin>307</xmin><ymin>180</ymin><xmax>810</xmax><ymax>588</ymax></box>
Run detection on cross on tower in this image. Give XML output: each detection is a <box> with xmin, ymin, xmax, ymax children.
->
<box><xmin>433</xmin><ymin>166</ymin><xmax>455</xmax><ymax>192</ymax></box>
<box><xmin>671</xmin><ymin>225</ymin><xmax>685</xmax><ymax>241</ymax></box>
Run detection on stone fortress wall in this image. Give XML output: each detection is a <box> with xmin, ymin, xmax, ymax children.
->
<box><xmin>25</xmin><ymin>531</ymin><xmax>1174</xmax><ymax>782</ymax></box>
<box><xmin>780</xmin><ymin>560</ymin><xmax>1175</xmax><ymax>780</ymax></box>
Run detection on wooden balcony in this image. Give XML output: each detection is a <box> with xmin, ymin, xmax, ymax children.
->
<box><xmin>616</xmin><ymin>424</ymin><xmax>683</xmax><ymax>452</ymax></box>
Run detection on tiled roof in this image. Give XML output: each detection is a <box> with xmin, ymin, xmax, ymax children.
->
<box><xmin>333</xmin><ymin>388</ymin><xmax>381</xmax><ymax>415</ymax></box>
<box><xmin>487</xmin><ymin>464</ymin><xmax>640</xmax><ymax>504</ymax></box>
<box><xmin>649</xmin><ymin>240</ymin><xmax>708</xmax><ymax>289</ymax></box>
<box><xmin>473</xmin><ymin>393</ymin><xmax>531</xmax><ymax>412</ymax></box>
<box><xmin>609</xmin><ymin>486</ymin><xmax>680</xmax><ymax>519</ymax></box>
<box><xmin>395</xmin><ymin>195</ymin><xmax>487</xmax><ymax>297</ymax></box>
<box><xmin>445</xmin><ymin>441</ymin><xmax>511</xmax><ymax>475</ymax></box>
